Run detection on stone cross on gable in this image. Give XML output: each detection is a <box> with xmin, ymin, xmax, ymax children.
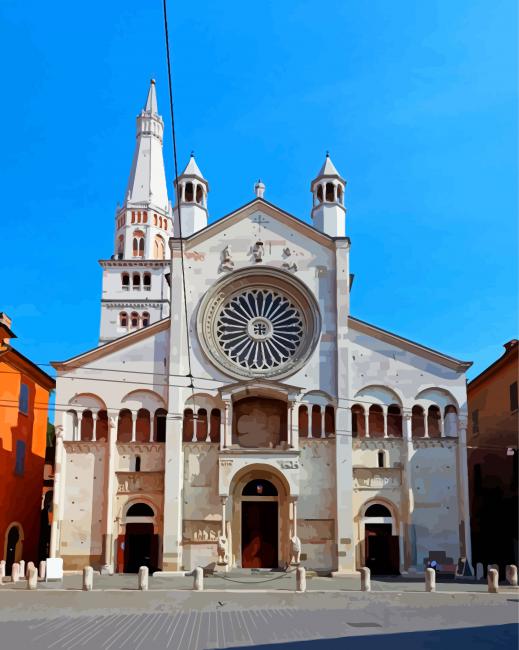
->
<box><xmin>251</xmin><ymin>213</ymin><xmax>269</xmax><ymax>234</ymax></box>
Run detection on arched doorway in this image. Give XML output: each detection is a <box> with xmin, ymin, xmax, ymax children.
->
<box><xmin>5</xmin><ymin>523</ymin><xmax>23</xmax><ymax>575</ymax></box>
<box><xmin>121</xmin><ymin>503</ymin><xmax>159</xmax><ymax>573</ymax></box>
<box><xmin>363</xmin><ymin>503</ymin><xmax>399</xmax><ymax>575</ymax></box>
<box><xmin>241</xmin><ymin>479</ymin><xmax>279</xmax><ymax>568</ymax></box>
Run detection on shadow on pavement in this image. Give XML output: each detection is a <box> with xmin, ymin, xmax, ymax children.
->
<box><xmin>231</xmin><ymin>624</ymin><xmax>518</xmax><ymax>649</ymax></box>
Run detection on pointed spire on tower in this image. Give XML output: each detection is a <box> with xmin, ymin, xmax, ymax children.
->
<box><xmin>144</xmin><ymin>78</ymin><xmax>158</xmax><ymax>114</ymax></box>
<box><xmin>123</xmin><ymin>80</ymin><xmax>169</xmax><ymax>209</ymax></box>
<box><xmin>181</xmin><ymin>152</ymin><xmax>205</xmax><ymax>179</ymax></box>
<box><xmin>317</xmin><ymin>151</ymin><xmax>341</xmax><ymax>178</ymax></box>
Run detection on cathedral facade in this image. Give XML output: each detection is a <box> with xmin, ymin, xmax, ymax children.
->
<box><xmin>50</xmin><ymin>81</ymin><xmax>473</xmax><ymax>576</ymax></box>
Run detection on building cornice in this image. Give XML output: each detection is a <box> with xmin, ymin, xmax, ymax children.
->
<box><xmin>99</xmin><ymin>260</ymin><xmax>170</xmax><ymax>268</ymax></box>
<box><xmin>468</xmin><ymin>344</ymin><xmax>518</xmax><ymax>392</ymax></box>
<box><xmin>349</xmin><ymin>316</ymin><xmax>472</xmax><ymax>373</ymax></box>
<box><xmin>51</xmin><ymin>318</ymin><xmax>170</xmax><ymax>372</ymax></box>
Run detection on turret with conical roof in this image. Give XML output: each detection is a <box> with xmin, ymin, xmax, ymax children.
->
<box><xmin>310</xmin><ymin>153</ymin><xmax>346</xmax><ymax>237</ymax></box>
<box><xmin>173</xmin><ymin>153</ymin><xmax>209</xmax><ymax>237</ymax></box>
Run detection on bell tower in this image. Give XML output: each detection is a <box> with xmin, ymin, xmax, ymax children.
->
<box><xmin>173</xmin><ymin>154</ymin><xmax>209</xmax><ymax>237</ymax></box>
<box><xmin>98</xmin><ymin>80</ymin><xmax>172</xmax><ymax>344</ymax></box>
<box><xmin>310</xmin><ymin>153</ymin><xmax>346</xmax><ymax>237</ymax></box>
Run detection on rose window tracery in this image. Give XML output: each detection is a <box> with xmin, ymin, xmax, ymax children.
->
<box><xmin>216</xmin><ymin>289</ymin><xmax>304</xmax><ymax>371</ymax></box>
<box><xmin>197</xmin><ymin>268</ymin><xmax>321</xmax><ymax>380</ymax></box>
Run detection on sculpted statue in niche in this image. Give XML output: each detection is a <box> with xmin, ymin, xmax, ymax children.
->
<box><xmin>252</xmin><ymin>241</ymin><xmax>264</xmax><ymax>263</ymax></box>
<box><xmin>220</xmin><ymin>245</ymin><xmax>234</xmax><ymax>272</ymax></box>
<box><xmin>290</xmin><ymin>535</ymin><xmax>302</xmax><ymax>565</ymax></box>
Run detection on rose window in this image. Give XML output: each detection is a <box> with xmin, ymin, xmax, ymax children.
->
<box><xmin>197</xmin><ymin>268</ymin><xmax>321</xmax><ymax>379</ymax></box>
<box><xmin>216</xmin><ymin>289</ymin><xmax>304</xmax><ymax>371</ymax></box>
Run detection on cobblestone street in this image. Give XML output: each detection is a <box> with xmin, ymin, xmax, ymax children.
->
<box><xmin>0</xmin><ymin>576</ymin><xmax>517</xmax><ymax>649</ymax></box>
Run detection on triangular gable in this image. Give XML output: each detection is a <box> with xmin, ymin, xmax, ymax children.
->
<box><xmin>51</xmin><ymin>318</ymin><xmax>169</xmax><ymax>371</ymax></box>
<box><xmin>181</xmin><ymin>198</ymin><xmax>345</xmax><ymax>249</ymax></box>
<box><xmin>349</xmin><ymin>316</ymin><xmax>472</xmax><ymax>372</ymax></box>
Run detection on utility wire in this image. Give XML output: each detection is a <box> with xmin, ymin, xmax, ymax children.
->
<box><xmin>162</xmin><ymin>0</ymin><xmax>195</xmax><ymax>391</ymax></box>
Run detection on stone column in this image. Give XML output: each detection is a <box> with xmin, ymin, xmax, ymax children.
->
<box><xmin>149</xmin><ymin>416</ymin><xmax>155</xmax><ymax>443</ymax></box>
<box><xmin>220</xmin><ymin>497</ymin><xmax>227</xmax><ymax>535</ymax></box>
<box><xmin>321</xmin><ymin>409</ymin><xmax>326</xmax><ymax>439</ymax></box>
<box><xmin>92</xmin><ymin>411</ymin><xmax>98</xmax><ymax>442</ymax></box>
<box><xmin>290</xmin><ymin>497</ymin><xmax>298</xmax><ymax>538</ymax></box>
<box><xmin>50</xmin><ymin>425</ymin><xmax>65</xmax><ymax>558</ymax></box>
<box><xmin>101</xmin><ymin>412</ymin><xmax>117</xmax><ymax>573</ymax></box>
<box><xmin>290</xmin><ymin>402</ymin><xmax>299</xmax><ymax>450</ymax></box>
<box><xmin>439</xmin><ymin>415</ymin><xmax>444</xmax><ymax>438</ymax></box>
<box><xmin>77</xmin><ymin>412</ymin><xmax>83</xmax><ymax>441</ymax></box>
<box><xmin>424</xmin><ymin>412</ymin><xmax>429</xmax><ymax>438</ymax></box>
<box><xmin>223</xmin><ymin>401</ymin><xmax>232</xmax><ymax>448</ymax></box>
<box><xmin>382</xmin><ymin>405</ymin><xmax>388</xmax><ymax>438</ymax></box>
<box><xmin>364</xmin><ymin>412</ymin><xmax>370</xmax><ymax>438</ymax></box>
<box><xmin>131</xmin><ymin>412</ymin><xmax>137</xmax><ymax>443</ymax></box>
<box><xmin>457</xmin><ymin>417</ymin><xmax>473</xmax><ymax>574</ymax></box>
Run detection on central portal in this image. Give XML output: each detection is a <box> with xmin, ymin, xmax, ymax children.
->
<box><xmin>241</xmin><ymin>479</ymin><xmax>279</xmax><ymax>568</ymax></box>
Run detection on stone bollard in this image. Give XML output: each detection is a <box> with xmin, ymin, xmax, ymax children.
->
<box><xmin>425</xmin><ymin>568</ymin><xmax>436</xmax><ymax>592</ymax></box>
<box><xmin>506</xmin><ymin>565</ymin><xmax>518</xmax><ymax>587</ymax></box>
<box><xmin>26</xmin><ymin>561</ymin><xmax>35</xmax><ymax>578</ymax></box>
<box><xmin>296</xmin><ymin>567</ymin><xmax>306</xmax><ymax>593</ymax></box>
<box><xmin>193</xmin><ymin>567</ymin><xmax>204</xmax><ymax>591</ymax></box>
<box><xmin>476</xmin><ymin>563</ymin><xmax>484</xmax><ymax>580</ymax></box>
<box><xmin>138</xmin><ymin>566</ymin><xmax>149</xmax><ymax>591</ymax></box>
<box><xmin>27</xmin><ymin>567</ymin><xmax>38</xmax><ymax>590</ymax></box>
<box><xmin>82</xmin><ymin>566</ymin><xmax>94</xmax><ymax>591</ymax></box>
<box><xmin>488</xmin><ymin>568</ymin><xmax>499</xmax><ymax>593</ymax></box>
<box><xmin>11</xmin><ymin>563</ymin><xmax>20</xmax><ymax>583</ymax></box>
<box><xmin>360</xmin><ymin>567</ymin><xmax>371</xmax><ymax>592</ymax></box>
<box><xmin>39</xmin><ymin>560</ymin><xmax>46</xmax><ymax>580</ymax></box>
<box><xmin>19</xmin><ymin>560</ymin><xmax>25</xmax><ymax>578</ymax></box>
<box><xmin>0</xmin><ymin>560</ymin><xmax>5</xmax><ymax>581</ymax></box>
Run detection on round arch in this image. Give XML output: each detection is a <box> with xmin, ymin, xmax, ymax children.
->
<box><xmin>354</xmin><ymin>385</ymin><xmax>404</xmax><ymax>407</ymax></box>
<box><xmin>226</xmin><ymin>463</ymin><xmax>293</xmax><ymax>570</ymax></box>
<box><xmin>414</xmin><ymin>387</ymin><xmax>459</xmax><ymax>410</ymax></box>
<box><xmin>358</xmin><ymin>499</ymin><xmax>401</xmax><ymax>575</ymax></box>
<box><xmin>4</xmin><ymin>522</ymin><xmax>24</xmax><ymax>572</ymax></box>
<box><xmin>68</xmin><ymin>393</ymin><xmax>107</xmax><ymax>411</ymax></box>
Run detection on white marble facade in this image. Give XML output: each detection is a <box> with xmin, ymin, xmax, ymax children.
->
<box><xmin>50</xmin><ymin>82</ymin><xmax>473</xmax><ymax>576</ymax></box>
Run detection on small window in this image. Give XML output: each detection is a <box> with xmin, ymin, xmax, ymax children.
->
<box><xmin>121</xmin><ymin>273</ymin><xmax>130</xmax><ymax>290</ymax></box>
<box><xmin>15</xmin><ymin>440</ymin><xmax>26</xmax><ymax>476</ymax></box>
<box><xmin>143</xmin><ymin>212</ymin><xmax>148</xmax><ymax>224</ymax></box>
<box><xmin>135</xmin><ymin>456</ymin><xmax>141</xmax><ymax>472</ymax></box>
<box><xmin>132</xmin><ymin>273</ymin><xmax>141</xmax><ymax>289</ymax></box>
<box><xmin>19</xmin><ymin>383</ymin><xmax>29</xmax><ymax>415</ymax></box>
<box><xmin>472</xmin><ymin>409</ymin><xmax>479</xmax><ymax>434</ymax></box>
<box><xmin>142</xmin><ymin>312</ymin><xmax>150</xmax><ymax>327</ymax></box>
<box><xmin>119</xmin><ymin>312</ymin><xmax>128</xmax><ymax>328</ymax></box>
<box><xmin>143</xmin><ymin>273</ymin><xmax>151</xmax><ymax>291</ymax></box>
<box><xmin>510</xmin><ymin>382</ymin><xmax>518</xmax><ymax>412</ymax></box>
<box><xmin>377</xmin><ymin>451</ymin><xmax>385</xmax><ymax>468</ymax></box>
<box><xmin>130</xmin><ymin>312</ymin><xmax>139</xmax><ymax>328</ymax></box>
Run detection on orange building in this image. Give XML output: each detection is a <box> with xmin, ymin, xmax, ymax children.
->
<box><xmin>0</xmin><ymin>313</ymin><xmax>55</xmax><ymax>574</ymax></box>
<box><xmin>467</xmin><ymin>339</ymin><xmax>518</xmax><ymax>575</ymax></box>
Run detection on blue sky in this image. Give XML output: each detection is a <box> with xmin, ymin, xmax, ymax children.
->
<box><xmin>0</xmin><ymin>0</ymin><xmax>517</xmax><ymax>381</ymax></box>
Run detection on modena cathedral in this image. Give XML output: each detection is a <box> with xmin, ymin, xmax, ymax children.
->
<box><xmin>50</xmin><ymin>81</ymin><xmax>473</xmax><ymax>576</ymax></box>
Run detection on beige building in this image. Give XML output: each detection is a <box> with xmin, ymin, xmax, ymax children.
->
<box><xmin>50</xmin><ymin>82</ymin><xmax>473</xmax><ymax>576</ymax></box>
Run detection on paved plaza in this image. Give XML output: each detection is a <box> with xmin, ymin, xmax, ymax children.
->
<box><xmin>0</xmin><ymin>574</ymin><xmax>517</xmax><ymax>649</ymax></box>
